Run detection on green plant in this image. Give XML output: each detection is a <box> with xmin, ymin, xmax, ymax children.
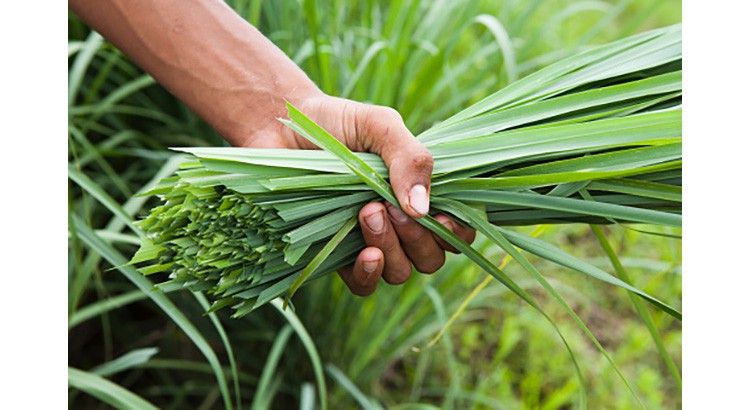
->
<box><xmin>132</xmin><ymin>24</ymin><xmax>681</xmax><ymax>314</ymax></box>
<box><xmin>68</xmin><ymin>1</ymin><xmax>682</xmax><ymax>408</ymax></box>
<box><xmin>131</xmin><ymin>24</ymin><xmax>681</xmax><ymax>407</ymax></box>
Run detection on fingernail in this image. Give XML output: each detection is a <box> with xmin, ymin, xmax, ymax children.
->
<box><xmin>362</xmin><ymin>260</ymin><xmax>379</xmax><ymax>273</ymax></box>
<box><xmin>364</xmin><ymin>210</ymin><xmax>385</xmax><ymax>233</ymax></box>
<box><xmin>409</xmin><ymin>185</ymin><xmax>429</xmax><ymax>216</ymax></box>
<box><xmin>387</xmin><ymin>204</ymin><xmax>410</xmax><ymax>224</ymax></box>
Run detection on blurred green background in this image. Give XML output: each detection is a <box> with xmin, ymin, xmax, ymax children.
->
<box><xmin>68</xmin><ymin>0</ymin><xmax>682</xmax><ymax>408</ymax></box>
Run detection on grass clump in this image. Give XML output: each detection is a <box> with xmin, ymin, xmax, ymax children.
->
<box><xmin>131</xmin><ymin>24</ymin><xmax>682</xmax><ymax>323</ymax></box>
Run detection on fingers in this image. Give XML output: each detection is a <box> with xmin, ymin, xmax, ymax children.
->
<box><xmin>339</xmin><ymin>202</ymin><xmax>478</xmax><ymax>296</ymax></box>
<box><xmin>359</xmin><ymin>202</ymin><xmax>413</xmax><ymax>284</ymax></box>
<box><xmin>385</xmin><ymin>203</ymin><xmax>445</xmax><ymax>273</ymax></box>
<box><xmin>351</xmin><ymin>104</ymin><xmax>434</xmax><ymax>219</ymax></box>
<box><xmin>432</xmin><ymin>214</ymin><xmax>477</xmax><ymax>253</ymax></box>
<box><xmin>337</xmin><ymin>247</ymin><xmax>383</xmax><ymax>296</ymax></box>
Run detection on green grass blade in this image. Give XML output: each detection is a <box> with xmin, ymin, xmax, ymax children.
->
<box><xmin>69</xmin><ymin>290</ymin><xmax>147</xmax><ymax>330</ymax></box>
<box><xmin>422</xmin><ymin>71</ymin><xmax>680</xmax><ymax>144</ymax></box>
<box><xmin>287</xmin><ymin>216</ymin><xmax>358</xmax><ymax>301</ymax></box>
<box><xmin>283</xmin><ymin>104</ymin><xmax>395</xmax><ymax>200</ymax></box>
<box><xmin>591</xmin><ymin>225</ymin><xmax>682</xmax><ymax>389</ymax></box>
<box><xmin>433</xmin><ymin>161</ymin><xmax>680</xmax><ymax>193</ymax></box>
<box><xmin>193</xmin><ymin>291</ymin><xmax>243</xmax><ymax>409</ymax></box>
<box><xmin>283</xmin><ymin>206</ymin><xmax>359</xmax><ymax>247</ymax></box>
<box><xmin>497</xmin><ymin>226</ymin><xmax>681</xmax><ymax>320</ymax></box>
<box><xmin>177</xmin><ymin>146</ymin><xmax>388</xmax><ymax>176</ymax></box>
<box><xmin>299</xmin><ymin>382</ymin><xmax>316</xmax><ymax>410</ymax></box>
<box><xmin>429</xmin><ymin>110</ymin><xmax>681</xmax><ymax>174</ymax></box>
<box><xmin>419</xmin><ymin>214</ymin><xmax>588</xmax><ymax>408</ymax></box>
<box><xmin>113</xmin><ymin>155</ymin><xmax>186</xmax><ymax>230</ymax></box>
<box><xmin>422</xmin><ymin>24</ymin><xmax>678</xmax><ymax>132</ymax></box>
<box><xmin>445</xmin><ymin>190</ymin><xmax>681</xmax><ymax>227</ymax></box>
<box><xmin>587</xmin><ymin>178</ymin><xmax>682</xmax><ymax>202</ymax></box>
<box><xmin>271</xmin><ymin>299</ymin><xmax>328</xmax><ymax>410</ymax></box>
<box><xmin>68</xmin><ymin>367</ymin><xmax>159</xmax><ymax>410</ymax></box>
<box><xmin>276</xmin><ymin>192</ymin><xmax>378</xmax><ymax>222</ymax></box>
<box><xmin>432</xmin><ymin>197</ymin><xmax>644</xmax><ymax>407</ymax></box>
<box><xmin>251</xmin><ymin>325</ymin><xmax>294</xmax><ymax>410</ymax></box>
<box><xmin>340</xmin><ymin>41</ymin><xmax>389</xmax><ymax>99</ymax></box>
<box><xmin>71</xmin><ymin>214</ymin><xmax>234</xmax><ymax>410</ymax></box>
<box><xmin>69</xmin><ymin>125</ymin><xmax>133</xmax><ymax>198</ymax></box>
<box><xmin>473</xmin><ymin>14</ymin><xmax>518</xmax><ymax>83</ymax></box>
<box><xmin>262</xmin><ymin>174</ymin><xmax>364</xmax><ymax>191</ymax></box>
<box><xmin>500</xmin><ymin>143</ymin><xmax>682</xmax><ymax>176</ymax></box>
<box><xmin>91</xmin><ymin>75</ymin><xmax>155</xmax><ymax>113</ymax></box>
<box><xmin>91</xmin><ymin>347</ymin><xmax>159</xmax><ymax>377</ymax></box>
<box><xmin>325</xmin><ymin>364</ymin><xmax>383</xmax><ymax>409</ymax></box>
<box><xmin>68</xmin><ymin>166</ymin><xmax>141</xmax><ymax>236</ymax></box>
<box><xmin>68</xmin><ymin>31</ymin><xmax>103</xmax><ymax>106</ymax></box>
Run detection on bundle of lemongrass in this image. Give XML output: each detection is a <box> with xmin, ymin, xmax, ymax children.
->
<box><xmin>132</xmin><ymin>24</ymin><xmax>682</xmax><ymax>319</ymax></box>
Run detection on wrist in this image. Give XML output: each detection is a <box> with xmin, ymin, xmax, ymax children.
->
<box><xmin>217</xmin><ymin>80</ymin><xmax>324</xmax><ymax>148</ymax></box>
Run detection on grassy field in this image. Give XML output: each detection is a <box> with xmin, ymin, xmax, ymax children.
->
<box><xmin>68</xmin><ymin>0</ymin><xmax>682</xmax><ymax>408</ymax></box>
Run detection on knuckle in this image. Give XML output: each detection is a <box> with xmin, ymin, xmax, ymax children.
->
<box><xmin>355</xmin><ymin>105</ymin><xmax>404</xmax><ymax>151</ymax></box>
<box><xmin>375</xmin><ymin>106</ymin><xmax>402</xmax><ymax>121</ymax></box>
<box><xmin>381</xmin><ymin>234</ymin><xmax>404</xmax><ymax>254</ymax></box>
<box><xmin>410</xmin><ymin>150</ymin><xmax>434</xmax><ymax>174</ymax></box>
<box><xmin>373</xmin><ymin>107</ymin><xmax>407</xmax><ymax>140</ymax></box>
<box><xmin>412</xmin><ymin>151</ymin><xmax>433</xmax><ymax>166</ymax></box>
<box><xmin>363</xmin><ymin>105</ymin><xmax>401</xmax><ymax>129</ymax></box>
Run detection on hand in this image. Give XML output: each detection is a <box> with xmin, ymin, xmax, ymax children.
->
<box><xmin>243</xmin><ymin>94</ymin><xmax>476</xmax><ymax>296</ymax></box>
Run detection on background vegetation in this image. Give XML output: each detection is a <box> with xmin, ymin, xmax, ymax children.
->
<box><xmin>68</xmin><ymin>0</ymin><xmax>682</xmax><ymax>408</ymax></box>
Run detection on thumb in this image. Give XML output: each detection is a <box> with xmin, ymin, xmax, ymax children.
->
<box><xmin>350</xmin><ymin>103</ymin><xmax>433</xmax><ymax>218</ymax></box>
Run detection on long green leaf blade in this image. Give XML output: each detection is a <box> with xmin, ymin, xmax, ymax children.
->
<box><xmin>68</xmin><ymin>367</ymin><xmax>159</xmax><ymax>410</ymax></box>
<box><xmin>71</xmin><ymin>215</ymin><xmax>234</xmax><ymax>410</ymax></box>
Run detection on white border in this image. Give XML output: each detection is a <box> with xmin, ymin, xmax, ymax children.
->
<box><xmin>2</xmin><ymin>2</ymin><xmax>67</xmax><ymax>408</ymax></box>
<box><xmin>683</xmin><ymin>0</ymin><xmax>749</xmax><ymax>408</ymax></box>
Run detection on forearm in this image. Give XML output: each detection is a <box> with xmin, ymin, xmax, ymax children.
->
<box><xmin>69</xmin><ymin>0</ymin><xmax>322</xmax><ymax>145</ymax></box>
